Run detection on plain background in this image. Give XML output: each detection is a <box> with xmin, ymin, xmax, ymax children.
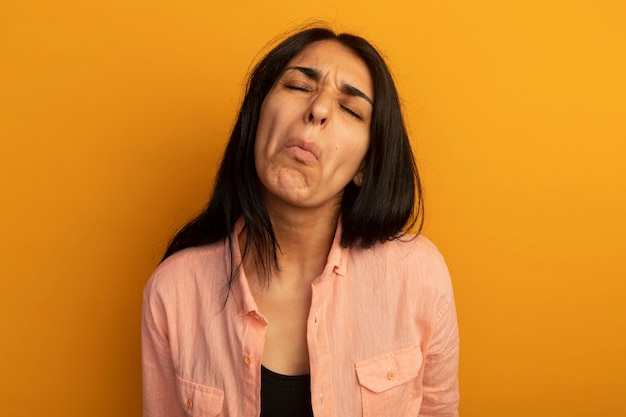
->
<box><xmin>1</xmin><ymin>0</ymin><xmax>625</xmax><ymax>416</ymax></box>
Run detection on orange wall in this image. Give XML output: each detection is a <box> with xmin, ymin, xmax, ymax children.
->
<box><xmin>1</xmin><ymin>1</ymin><xmax>625</xmax><ymax>416</ymax></box>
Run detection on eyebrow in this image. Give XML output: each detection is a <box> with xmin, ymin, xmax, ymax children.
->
<box><xmin>285</xmin><ymin>66</ymin><xmax>374</xmax><ymax>106</ymax></box>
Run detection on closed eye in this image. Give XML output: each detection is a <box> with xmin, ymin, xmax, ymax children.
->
<box><xmin>340</xmin><ymin>103</ymin><xmax>364</xmax><ymax>121</ymax></box>
<box><xmin>281</xmin><ymin>82</ymin><xmax>311</xmax><ymax>92</ymax></box>
<box><xmin>282</xmin><ymin>81</ymin><xmax>365</xmax><ymax>120</ymax></box>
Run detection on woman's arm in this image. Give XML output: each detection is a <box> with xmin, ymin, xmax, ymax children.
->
<box><xmin>141</xmin><ymin>283</ymin><xmax>185</xmax><ymax>417</ymax></box>
<box><xmin>419</xmin><ymin>292</ymin><xmax>460</xmax><ymax>417</ymax></box>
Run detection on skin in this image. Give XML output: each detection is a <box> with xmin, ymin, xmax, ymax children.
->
<box><xmin>254</xmin><ymin>39</ymin><xmax>373</xmax><ymax>217</ymax></box>
<box><xmin>243</xmin><ymin>40</ymin><xmax>374</xmax><ymax>375</ymax></box>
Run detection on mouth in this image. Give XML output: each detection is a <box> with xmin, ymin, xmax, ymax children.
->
<box><xmin>285</xmin><ymin>138</ymin><xmax>321</xmax><ymax>164</ymax></box>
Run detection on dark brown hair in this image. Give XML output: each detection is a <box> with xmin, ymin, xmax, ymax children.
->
<box><xmin>163</xmin><ymin>26</ymin><xmax>423</xmax><ymax>291</ymax></box>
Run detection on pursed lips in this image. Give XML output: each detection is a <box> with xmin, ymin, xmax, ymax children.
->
<box><xmin>285</xmin><ymin>138</ymin><xmax>321</xmax><ymax>164</ymax></box>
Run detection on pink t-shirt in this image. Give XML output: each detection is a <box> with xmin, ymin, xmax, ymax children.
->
<box><xmin>142</xmin><ymin>222</ymin><xmax>459</xmax><ymax>417</ymax></box>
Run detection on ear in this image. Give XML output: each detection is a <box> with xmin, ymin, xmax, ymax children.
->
<box><xmin>353</xmin><ymin>172</ymin><xmax>364</xmax><ymax>187</ymax></box>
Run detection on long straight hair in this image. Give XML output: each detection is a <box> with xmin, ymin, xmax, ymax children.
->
<box><xmin>162</xmin><ymin>26</ymin><xmax>423</xmax><ymax>292</ymax></box>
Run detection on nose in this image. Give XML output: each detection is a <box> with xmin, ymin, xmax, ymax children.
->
<box><xmin>306</xmin><ymin>90</ymin><xmax>333</xmax><ymax>126</ymax></box>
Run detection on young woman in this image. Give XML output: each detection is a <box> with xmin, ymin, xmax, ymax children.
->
<box><xmin>142</xmin><ymin>26</ymin><xmax>459</xmax><ymax>417</ymax></box>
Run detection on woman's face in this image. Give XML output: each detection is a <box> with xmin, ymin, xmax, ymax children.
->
<box><xmin>254</xmin><ymin>40</ymin><xmax>373</xmax><ymax>214</ymax></box>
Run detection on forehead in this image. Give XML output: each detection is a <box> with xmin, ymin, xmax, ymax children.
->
<box><xmin>285</xmin><ymin>40</ymin><xmax>373</xmax><ymax>97</ymax></box>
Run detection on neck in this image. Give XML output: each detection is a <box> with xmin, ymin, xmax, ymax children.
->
<box><xmin>241</xmin><ymin>202</ymin><xmax>340</xmax><ymax>292</ymax></box>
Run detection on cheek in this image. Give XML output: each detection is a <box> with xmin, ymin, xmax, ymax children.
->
<box><xmin>254</xmin><ymin>104</ymin><xmax>275</xmax><ymax>165</ymax></box>
<box><xmin>339</xmin><ymin>130</ymin><xmax>370</xmax><ymax>170</ymax></box>
<box><xmin>254</xmin><ymin>96</ymin><xmax>287</xmax><ymax>156</ymax></box>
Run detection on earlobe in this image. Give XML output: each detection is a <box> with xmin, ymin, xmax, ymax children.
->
<box><xmin>353</xmin><ymin>173</ymin><xmax>364</xmax><ymax>187</ymax></box>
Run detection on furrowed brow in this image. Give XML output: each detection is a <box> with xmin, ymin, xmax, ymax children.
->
<box><xmin>286</xmin><ymin>66</ymin><xmax>321</xmax><ymax>80</ymax></box>
<box><xmin>341</xmin><ymin>84</ymin><xmax>374</xmax><ymax>106</ymax></box>
<box><xmin>284</xmin><ymin>66</ymin><xmax>373</xmax><ymax>105</ymax></box>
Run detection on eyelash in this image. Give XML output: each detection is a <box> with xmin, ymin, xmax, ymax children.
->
<box><xmin>340</xmin><ymin>103</ymin><xmax>364</xmax><ymax>120</ymax></box>
<box><xmin>281</xmin><ymin>83</ymin><xmax>364</xmax><ymax>121</ymax></box>
<box><xmin>282</xmin><ymin>83</ymin><xmax>311</xmax><ymax>92</ymax></box>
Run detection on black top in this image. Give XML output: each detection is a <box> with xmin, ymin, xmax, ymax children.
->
<box><xmin>260</xmin><ymin>365</ymin><xmax>314</xmax><ymax>417</ymax></box>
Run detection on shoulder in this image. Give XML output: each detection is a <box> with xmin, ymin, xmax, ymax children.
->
<box><xmin>349</xmin><ymin>234</ymin><xmax>453</xmax><ymax>295</ymax></box>
<box><xmin>391</xmin><ymin>235</ymin><xmax>452</xmax><ymax>291</ymax></box>
<box><xmin>359</xmin><ymin>234</ymin><xmax>448</xmax><ymax>273</ymax></box>
<box><xmin>381</xmin><ymin>234</ymin><xmax>444</xmax><ymax>260</ymax></box>
<box><xmin>143</xmin><ymin>242</ymin><xmax>228</xmax><ymax>302</ymax></box>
